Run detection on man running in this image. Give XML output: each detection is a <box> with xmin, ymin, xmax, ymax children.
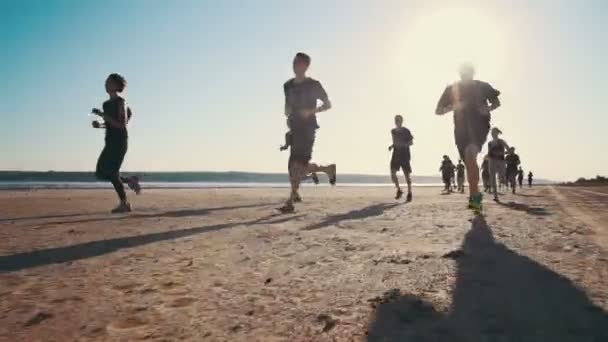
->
<box><xmin>487</xmin><ymin>127</ymin><xmax>509</xmax><ymax>201</ymax></box>
<box><xmin>435</xmin><ymin>64</ymin><xmax>501</xmax><ymax>211</ymax></box>
<box><xmin>439</xmin><ymin>155</ymin><xmax>455</xmax><ymax>193</ymax></box>
<box><xmin>517</xmin><ymin>167</ymin><xmax>525</xmax><ymax>189</ymax></box>
<box><xmin>528</xmin><ymin>171</ymin><xmax>534</xmax><ymax>188</ymax></box>
<box><xmin>505</xmin><ymin>147</ymin><xmax>521</xmax><ymax>194</ymax></box>
<box><xmin>388</xmin><ymin>115</ymin><xmax>414</xmax><ymax>201</ymax></box>
<box><xmin>278</xmin><ymin>53</ymin><xmax>337</xmax><ymax>213</ymax></box>
<box><xmin>456</xmin><ymin>159</ymin><xmax>466</xmax><ymax>193</ymax></box>
<box><xmin>92</xmin><ymin>73</ymin><xmax>141</xmax><ymax>213</ymax></box>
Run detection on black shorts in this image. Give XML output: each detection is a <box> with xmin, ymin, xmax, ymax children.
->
<box><xmin>96</xmin><ymin>138</ymin><xmax>128</xmax><ymax>180</ymax></box>
<box><xmin>442</xmin><ymin>172</ymin><xmax>452</xmax><ymax>184</ymax></box>
<box><xmin>454</xmin><ymin>113</ymin><xmax>490</xmax><ymax>159</ymax></box>
<box><xmin>390</xmin><ymin>151</ymin><xmax>411</xmax><ymax>173</ymax></box>
<box><xmin>506</xmin><ymin>167</ymin><xmax>518</xmax><ymax>179</ymax></box>
<box><xmin>289</xmin><ymin>126</ymin><xmax>316</xmax><ymax>165</ymax></box>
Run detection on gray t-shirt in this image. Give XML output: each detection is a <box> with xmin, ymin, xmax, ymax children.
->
<box><xmin>284</xmin><ymin>78</ymin><xmax>328</xmax><ymax>130</ymax></box>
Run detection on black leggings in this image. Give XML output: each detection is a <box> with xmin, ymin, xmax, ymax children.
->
<box><xmin>96</xmin><ymin>139</ymin><xmax>128</xmax><ymax>201</ymax></box>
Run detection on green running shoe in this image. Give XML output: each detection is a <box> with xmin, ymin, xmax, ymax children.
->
<box><xmin>468</xmin><ymin>193</ymin><xmax>483</xmax><ymax>213</ymax></box>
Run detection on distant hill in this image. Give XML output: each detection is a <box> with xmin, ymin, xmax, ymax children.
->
<box><xmin>562</xmin><ymin>175</ymin><xmax>608</xmax><ymax>187</ymax></box>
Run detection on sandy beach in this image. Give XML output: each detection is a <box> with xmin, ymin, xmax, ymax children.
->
<box><xmin>1</xmin><ymin>186</ymin><xmax>607</xmax><ymax>341</ymax></box>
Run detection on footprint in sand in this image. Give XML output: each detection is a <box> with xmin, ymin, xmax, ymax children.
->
<box><xmin>164</xmin><ymin>297</ymin><xmax>196</xmax><ymax>309</ymax></box>
<box><xmin>107</xmin><ymin>316</ymin><xmax>148</xmax><ymax>332</ymax></box>
<box><xmin>155</xmin><ymin>277</ymin><xmax>191</xmax><ymax>296</ymax></box>
<box><xmin>112</xmin><ymin>282</ymin><xmax>143</xmax><ymax>294</ymax></box>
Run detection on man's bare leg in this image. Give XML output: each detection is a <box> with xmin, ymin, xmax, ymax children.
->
<box><xmin>279</xmin><ymin>162</ymin><xmax>306</xmax><ymax>212</ymax></box>
<box><xmin>404</xmin><ymin>171</ymin><xmax>413</xmax><ymax>201</ymax></box>
<box><xmin>463</xmin><ymin>145</ymin><xmax>480</xmax><ymax>197</ymax></box>
<box><xmin>391</xmin><ymin>169</ymin><xmax>403</xmax><ymax>199</ymax></box>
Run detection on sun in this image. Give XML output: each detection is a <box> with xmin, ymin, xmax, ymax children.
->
<box><xmin>398</xmin><ymin>7</ymin><xmax>508</xmax><ymax>104</ymax></box>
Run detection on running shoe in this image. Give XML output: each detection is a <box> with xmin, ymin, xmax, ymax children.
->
<box><xmin>127</xmin><ymin>176</ymin><xmax>142</xmax><ymax>195</ymax></box>
<box><xmin>293</xmin><ymin>193</ymin><xmax>303</xmax><ymax>203</ymax></box>
<box><xmin>311</xmin><ymin>173</ymin><xmax>320</xmax><ymax>185</ymax></box>
<box><xmin>111</xmin><ymin>202</ymin><xmax>132</xmax><ymax>214</ymax></box>
<box><xmin>327</xmin><ymin>164</ymin><xmax>337</xmax><ymax>186</ymax></box>
<box><xmin>395</xmin><ymin>189</ymin><xmax>403</xmax><ymax>200</ymax></box>
<box><xmin>406</xmin><ymin>192</ymin><xmax>413</xmax><ymax>202</ymax></box>
<box><xmin>468</xmin><ymin>193</ymin><xmax>483</xmax><ymax>213</ymax></box>
<box><xmin>277</xmin><ymin>203</ymin><xmax>295</xmax><ymax>214</ymax></box>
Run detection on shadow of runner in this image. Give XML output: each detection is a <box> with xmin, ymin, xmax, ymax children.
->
<box><xmin>0</xmin><ymin>213</ymin><xmax>303</xmax><ymax>272</ymax></box>
<box><xmin>367</xmin><ymin>216</ymin><xmax>608</xmax><ymax>341</ymax></box>
<box><xmin>31</xmin><ymin>203</ymin><xmax>276</xmax><ymax>226</ymax></box>
<box><xmin>303</xmin><ymin>203</ymin><xmax>402</xmax><ymax>231</ymax></box>
<box><xmin>496</xmin><ymin>200</ymin><xmax>551</xmax><ymax>216</ymax></box>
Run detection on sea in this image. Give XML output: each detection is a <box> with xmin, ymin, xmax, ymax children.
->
<box><xmin>0</xmin><ymin>171</ymin><xmax>446</xmax><ymax>190</ymax></box>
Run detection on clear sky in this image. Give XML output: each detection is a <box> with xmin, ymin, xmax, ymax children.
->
<box><xmin>1</xmin><ymin>0</ymin><xmax>606</xmax><ymax>181</ymax></box>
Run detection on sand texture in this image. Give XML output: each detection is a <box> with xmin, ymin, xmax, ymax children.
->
<box><xmin>1</xmin><ymin>186</ymin><xmax>607</xmax><ymax>341</ymax></box>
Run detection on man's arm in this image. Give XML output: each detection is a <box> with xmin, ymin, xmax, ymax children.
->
<box><xmin>97</xmin><ymin>108</ymin><xmax>126</xmax><ymax>129</ymax></box>
<box><xmin>484</xmin><ymin>82</ymin><xmax>501</xmax><ymax>112</ymax></box>
<box><xmin>315</xmin><ymin>81</ymin><xmax>331</xmax><ymax>113</ymax></box>
<box><xmin>283</xmin><ymin>82</ymin><xmax>290</xmax><ymax>116</ymax></box>
<box><xmin>435</xmin><ymin>85</ymin><xmax>453</xmax><ymax>115</ymax></box>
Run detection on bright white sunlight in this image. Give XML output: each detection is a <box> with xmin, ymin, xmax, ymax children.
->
<box><xmin>400</xmin><ymin>7</ymin><xmax>508</xmax><ymax>97</ymax></box>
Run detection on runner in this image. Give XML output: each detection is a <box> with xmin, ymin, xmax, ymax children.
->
<box><xmin>487</xmin><ymin>127</ymin><xmax>510</xmax><ymax>201</ymax></box>
<box><xmin>91</xmin><ymin>73</ymin><xmax>141</xmax><ymax>213</ymax></box>
<box><xmin>452</xmin><ymin>163</ymin><xmax>457</xmax><ymax>190</ymax></box>
<box><xmin>388</xmin><ymin>115</ymin><xmax>414</xmax><ymax>201</ymax></box>
<box><xmin>439</xmin><ymin>155</ymin><xmax>455</xmax><ymax>193</ymax></box>
<box><xmin>528</xmin><ymin>171</ymin><xmax>534</xmax><ymax>188</ymax></box>
<box><xmin>505</xmin><ymin>147</ymin><xmax>521</xmax><ymax>194</ymax></box>
<box><xmin>456</xmin><ymin>159</ymin><xmax>466</xmax><ymax>193</ymax></box>
<box><xmin>278</xmin><ymin>53</ymin><xmax>337</xmax><ymax>213</ymax></box>
<box><xmin>517</xmin><ymin>167</ymin><xmax>525</xmax><ymax>189</ymax></box>
<box><xmin>280</xmin><ymin>130</ymin><xmax>319</xmax><ymax>188</ymax></box>
<box><xmin>481</xmin><ymin>155</ymin><xmax>491</xmax><ymax>193</ymax></box>
<box><xmin>435</xmin><ymin>64</ymin><xmax>501</xmax><ymax>212</ymax></box>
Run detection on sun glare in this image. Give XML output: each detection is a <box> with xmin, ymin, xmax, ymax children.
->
<box><xmin>399</xmin><ymin>7</ymin><xmax>508</xmax><ymax>104</ymax></box>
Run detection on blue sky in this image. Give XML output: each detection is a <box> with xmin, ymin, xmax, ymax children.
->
<box><xmin>1</xmin><ymin>0</ymin><xmax>606</xmax><ymax>181</ymax></box>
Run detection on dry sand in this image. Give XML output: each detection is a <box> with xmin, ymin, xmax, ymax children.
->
<box><xmin>0</xmin><ymin>186</ymin><xmax>607</xmax><ymax>341</ymax></box>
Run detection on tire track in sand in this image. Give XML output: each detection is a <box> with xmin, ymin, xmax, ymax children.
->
<box><xmin>549</xmin><ymin>186</ymin><xmax>608</xmax><ymax>249</ymax></box>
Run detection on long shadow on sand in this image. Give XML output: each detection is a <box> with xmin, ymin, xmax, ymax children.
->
<box><xmin>27</xmin><ymin>203</ymin><xmax>276</xmax><ymax>226</ymax></box>
<box><xmin>515</xmin><ymin>193</ymin><xmax>545</xmax><ymax>198</ymax></box>
<box><xmin>366</xmin><ymin>216</ymin><xmax>608</xmax><ymax>341</ymax></box>
<box><xmin>496</xmin><ymin>200</ymin><xmax>551</xmax><ymax>216</ymax></box>
<box><xmin>303</xmin><ymin>203</ymin><xmax>402</xmax><ymax>231</ymax></box>
<box><xmin>0</xmin><ymin>213</ymin><xmax>302</xmax><ymax>272</ymax></box>
<box><xmin>0</xmin><ymin>213</ymin><xmax>95</xmax><ymax>223</ymax></box>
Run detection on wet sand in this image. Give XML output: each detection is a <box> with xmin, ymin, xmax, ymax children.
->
<box><xmin>0</xmin><ymin>186</ymin><xmax>607</xmax><ymax>341</ymax></box>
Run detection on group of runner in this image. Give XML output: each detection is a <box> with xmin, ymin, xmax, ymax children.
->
<box><xmin>90</xmin><ymin>53</ymin><xmax>535</xmax><ymax>214</ymax></box>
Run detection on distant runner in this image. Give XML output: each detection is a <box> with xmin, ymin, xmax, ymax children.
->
<box><xmin>91</xmin><ymin>73</ymin><xmax>141</xmax><ymax>213</ymax></box>
<box><xmin>439</xmin><ymin>155</ymin><xmax>455</xmax><ymax>193</ymax></box>
<box><xmin>505</xmin><ymin>147</ymin><xmax>521</xmax><ymax>194</ymax></box>
<box><xmin>528</xmin><ymin>171</ymin><xmax>534</xmax><ymax>188</ymax></box>
<box><xmin>435</xmin><ymin>64</ymin><xmax>501</xmax><ymax>212</ymax></box>
<box><xmin>517</xmin><ymin>167</ymin><xmax>525</xmax><ymax>189</ymax></box>
<box><xmin>487</xmin><ymin>127</ymin><xmax>509</xmax><ymax>201</ymax></box>
<box><xmin>388</xmin><ymin>115</ymin><xmax>414</xmax><ymax>201</ymax></box>
<box><xmin>278</xmin><ymin>53</ymin><xmax>337</xmax><ymax>213</ymax></box>
<box><xmin>456</xmin><ymin>159</ymin><xmax>466</xmax><ymax>193</ymax></box>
